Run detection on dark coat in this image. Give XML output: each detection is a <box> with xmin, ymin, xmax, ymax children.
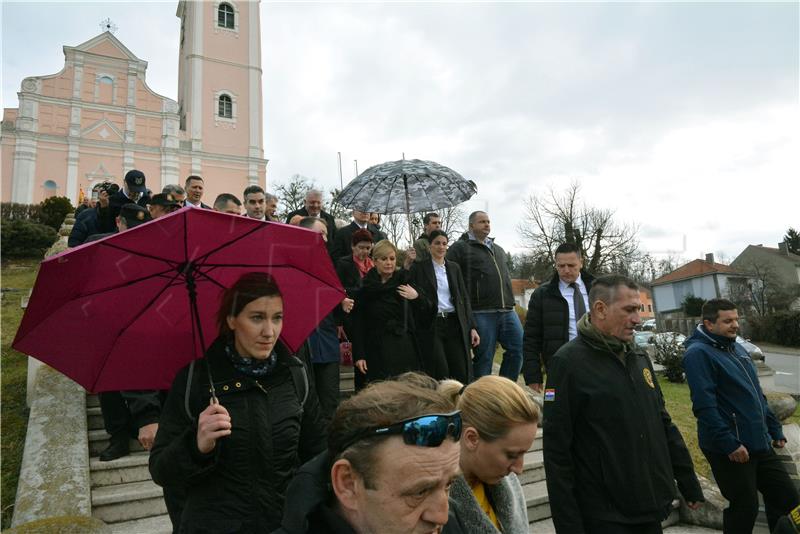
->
<box><xmin>285</xmin><ymin>208</ymin><xmax>337</xmax><ymax>245</ymax></box>
<box><xmin>272</xmin><ymin>451</ymin><xmax>469</xmax><ymax>534</ymax></box>
<box><xmin>522</xmin><ymin>270</ymin><xmax>595</xmax><ymax>384</ymax></box>
<box><xmin>335</xmin><ymin>255</ymin><xmax>365</xmax><ymax>340</ymax></box>
<box><xmin>683</xmin><ymin>325</ymin><xmax>784</xmax><ymax>455</ymax></box>
<box><xmin>149</xmin><ymin>337</ymin><xmax>326</xmax><ymax>533</ymax></box>
<box><xmin>445</xmin><ymin>235</ymin><xmax>514</xmax><ymax>312</ymax></box>
<box><xmin>352</xmin><ymin>268</ymin><xmax>423</xmax><ymax>381</ymax></box>
<box><xmin>331</xmin><ymin>222</ymin><xmax>387</xmax><ymax>261</ymax></box>
<box><xmin>96</xmin><ymin>190</ymin><xmax>152</xmax><ymax>233</ymax></box>
<box><xmin>543</xmin><ymin>335</ymin><xmax>704</xmax><ymax>532</ymax></box>
<box><xmin>68</xmin><ymin>207</ymin><xmax>99</xmax><ymax>247</ymax></box>
<box><xmin>408</xmin><ymin>259</ymin><xmax>476</xmax><ymax>381</ymax></box>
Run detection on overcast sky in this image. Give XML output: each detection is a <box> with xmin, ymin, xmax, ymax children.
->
<box><xmin>2</xmin><ymin>1</ymin><xmax>798</xmax><ymax>261</ymax></box>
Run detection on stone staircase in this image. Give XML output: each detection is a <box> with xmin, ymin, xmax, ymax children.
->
<box><xmin>86</xmin><ymin>394</ymin><xmax>171</xmax><ymax>533</ymax></box>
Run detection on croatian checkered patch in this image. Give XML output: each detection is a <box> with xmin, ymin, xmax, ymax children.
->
<box><xmin>544</xmin><ymin>389</ymin><xmax>556</xmax><ymax>402</ymax></box>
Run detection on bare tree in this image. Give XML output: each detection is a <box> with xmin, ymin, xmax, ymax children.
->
<box><xmin>728</xmin><ymin>260</ymin><xmax>800</xmax><ymax>316</ymax></box>
<box><xmin>273</xmin><ymin>174</ymin><xmax>315</xmax><ymax>220</ymax></box>
<box><xmin>380</xmin><ymin>213</ymin><xmax>411</xmax><ymax>248</ymax></box>
<box><xmin>326</xmin><ymin>188</ymin><xmax>351</xmax><ymax>222</ymax></box>
<box><xmin>517</xmin><ymin>182</ymin><xmax>643</xmax><ymax>275</ymax></box>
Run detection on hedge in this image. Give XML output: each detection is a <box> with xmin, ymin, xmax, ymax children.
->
<box><xmin>1</xmin><ymin>220</ymin><xmax>58</xmax><ymax>259</ymax></box>
<box><xmin>749</xmin><ymin>311</ymin><xmax>800</xmax><ymax>347</ymax></box>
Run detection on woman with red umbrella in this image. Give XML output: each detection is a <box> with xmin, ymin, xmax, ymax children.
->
<box><xmin>149</xmin><ymin>272</ymin><xmax>325</xmax><ymax>533</ymax></box>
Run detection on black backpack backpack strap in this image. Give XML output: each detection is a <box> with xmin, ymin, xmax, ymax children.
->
<box><xmin>286</xmin><ymin>355</ymin><xmax>309</xmax><ymax>409</ymax></box>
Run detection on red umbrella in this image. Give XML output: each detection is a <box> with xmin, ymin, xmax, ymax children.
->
<box><xmin>13</xmin><ymin>208</ymin><xmax>345</xmax><ymax>393</ymax></box>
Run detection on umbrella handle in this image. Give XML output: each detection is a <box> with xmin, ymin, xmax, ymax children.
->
<box><xmin>186</xmin><ymin>266</ymin><xmax>218</xmax><ymax>404</ymax></box>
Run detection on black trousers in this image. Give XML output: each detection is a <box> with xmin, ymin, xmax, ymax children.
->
<box><xmin>425</xmin><ymin>315</ymin><xmax>469</xmax><ymax>383</ymax></box>
<box><xmin>99</xmin><ymin>391</ymin><xmax>137</xmax><ymax>440</ymax></box>
<box><xmin>704</xmin><ymin>448</ymin><xmax>800</xmax><ymax>533</ymax></box>
<box><xmin>313</xmin><ymin>362</ymin><xmax>340</xmax><ymax>425</ymax></box>
<box><xmin>583</xmin><ymin>518</ymin><xmax>662</xmax><ymax>534</ymax></box>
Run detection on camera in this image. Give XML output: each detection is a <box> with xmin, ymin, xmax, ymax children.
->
<box><xmin>97</xmin><ymin>181</ymin><xmax>120</xmax><ymax>196</ymax></box>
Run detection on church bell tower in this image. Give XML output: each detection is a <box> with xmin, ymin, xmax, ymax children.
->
<box><xmin>176</xmin><ymin>0</ymin><xmax>265</xmax><ymax>185</ymax></box>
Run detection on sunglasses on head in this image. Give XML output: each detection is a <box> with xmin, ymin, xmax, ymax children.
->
<box><xmin>341</xmin><ymin>411</ymin><xmax>462</xmax><ymax>452</ymax></box>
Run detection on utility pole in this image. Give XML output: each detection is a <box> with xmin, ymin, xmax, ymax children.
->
<box><xmin>337</xmin><ymin>152</ymin><xmax>343</xmax><ymax>188</ymax></box>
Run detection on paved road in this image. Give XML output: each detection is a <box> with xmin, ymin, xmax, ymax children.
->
<box><xmin>762</xmin><ymin>350</ymin><xmax>800</xmax><ymax>395</ymax></box>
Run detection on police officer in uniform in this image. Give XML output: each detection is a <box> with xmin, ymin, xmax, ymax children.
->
<box><xmin>543</xmin><ymin>274</ymin><xmax>704</xmax><ymax>533</ymax></box>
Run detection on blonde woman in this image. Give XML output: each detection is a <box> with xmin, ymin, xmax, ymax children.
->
<box><xmin>440</xmin><ymin>376</ymin><xmax>540</xmax><ymax>533</ymax></box>
<box><xmin>351</xmin><ymin>239</ymin><xmax>424</xmax><ymax>382</ymax></box>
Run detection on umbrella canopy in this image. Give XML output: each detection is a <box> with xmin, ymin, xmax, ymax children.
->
<box><xmin>13</xmin><ymin>208</ymin><xmax>345</xmax><ymax>393</ymax></box>
<box><xmin>334</xmin><ymin>159</ymin><xmax>477</xmax><ymax>215</ymax></box>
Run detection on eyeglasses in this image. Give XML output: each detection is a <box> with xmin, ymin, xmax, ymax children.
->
<box><xmin>340</xmin><ymin>411</ymin><xmax>462</xmax><ymax>452</ymax></box>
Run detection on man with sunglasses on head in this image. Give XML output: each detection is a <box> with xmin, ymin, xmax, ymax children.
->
<box><xmin>274</xmin><ymin>374</ymin><xmax>468</xmax><ymax>534</ymax></box>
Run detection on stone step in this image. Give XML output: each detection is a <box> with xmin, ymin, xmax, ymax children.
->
<box><xmin>110</xmin><ymin>514</ymin><xmax>172</xmax><ymax>534</ymax></box>
<box><xmin>524</xmin><ymin>479</ymin><xmax>551</xmax><ymax>522</ymax></box>
<box><xmin>87</xmin><ymin>394</ymin><xmax>100</xmax><ymax>408</ymax></box>
<box><xmin>526</xmin><ymin>498</ymin><xmax>686</xmax><ymax>531</ymax></box>
<box><xmin>530</xmin><ymin>517</ymin><xmax>554</xmax><ymax>533</ymax></box>
<box><xmin>92</xmin><ymin>480</ymin><xmax>165</xmax><ymax>523</ymax></box>
<box><xmin>88</xmin><ymin>429</ymin><xmax>144</xmax><ymax>457</ymax></box>
<box><xmin>519</xmin><ymin>450</ymin><xmax>545</xmax><ymax>485</ymax></box>
<box><xmin>90</xmin><ymin>451</ymin><xmax>151</xmax><ymax>487</ymax></box>
<box><xmin>87</xmin><ymin>406</ymin><xmax>104</xmax><ymax>431</ymax></box>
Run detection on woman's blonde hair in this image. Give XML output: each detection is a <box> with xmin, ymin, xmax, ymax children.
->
<box><xmin>371</xmin><ymin>239</ymin><xmax>397</xmax><ymax>260</ymax></box>
<box><xmin>440</xmin><ymin>376</ymin><xmax>540</xmax><ymax>442</ymax></box>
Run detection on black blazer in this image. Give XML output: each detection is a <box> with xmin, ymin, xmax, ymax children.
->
<box><xmin>285</xmin><ymin>208</ymin><xmax>337</xmax><ymax>246</ymax></box>
<box><xmin>408</xmin><ymin>259</ymin><xmax>477</xmax><ymax>377</ymax></box>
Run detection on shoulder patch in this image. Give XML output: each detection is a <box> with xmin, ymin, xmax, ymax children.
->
<box><xmin>544</xmin><ymin>388</ymin><xmax>556</xmax><ymax>402</ymax></box>
<box><xmin>642</xmin><ymin>368</ymin><xmax>655</xmax><ymax>389</ymax></box>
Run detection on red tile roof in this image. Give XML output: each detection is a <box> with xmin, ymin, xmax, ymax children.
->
<box><xmin>651</xmin><ymin>259</ymin><xmax>746</xmax><ymax>286</ymax></box>
<box><xmin>511</xmin><ymin>279</ymin><xmax>538</xmax><ymax>295</ymax></box>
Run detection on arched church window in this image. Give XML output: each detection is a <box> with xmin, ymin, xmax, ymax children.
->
<box><xmin>218</xmin><ymin>94</ymin><xmax>233</xmax><ymax>119</ymax></box>
<box><xmin>43</xmin><ymin>180</ymin><xmax>58</xmax><ymax>198</ymax></box>
<box><xmin>218</xmin><ymin>3</ymin><xmax>235</xmax><ymax>29</ymax></box>
<box><xmin>98</xmin><ymin>76</ymin><xmax>113</xmax><ymax>85</ymax></box>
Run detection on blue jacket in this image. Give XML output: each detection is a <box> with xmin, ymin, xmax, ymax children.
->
<box><xmin>683</xmin><ymin>325</ymin><xmax>784</xmax><ymax>455</ymax></box>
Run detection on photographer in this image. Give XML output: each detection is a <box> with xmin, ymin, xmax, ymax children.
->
<box><xmin>68</xmin><ymin>181</ymin><xmax>119</xmax><ymax>247</ymax></box>
<box><xmin>96</xmin><ymin>169</ymin><xmax>152</xmax><ymax>234</ymax></box>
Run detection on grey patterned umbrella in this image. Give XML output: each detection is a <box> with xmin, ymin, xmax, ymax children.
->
<box><xmin>335</xmin><ymin>159</ymin><xmax>477</xmax><ymax>215</ymax></box>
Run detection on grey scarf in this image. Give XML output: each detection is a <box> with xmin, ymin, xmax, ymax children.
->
<box><xmin>448</xmin><ymin>473</ymin><xmax>529</xmax><ymax>533</ymax></box>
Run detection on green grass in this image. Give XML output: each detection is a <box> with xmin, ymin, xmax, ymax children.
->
<box><xmin>657</xmin><ymin>378</ymin><xmax>711</xmax><ymax>479</ymax></box>
<box><xmin>1</xmin><ymin>259</ymin><xmax>41</xmax><ymax>528</ymax></box>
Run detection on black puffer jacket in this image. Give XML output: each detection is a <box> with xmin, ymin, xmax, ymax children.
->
<box><xmin>522</xmin><ymin>271</ymin><xmax>594</xmax><ymax>384</ymax></box>
<box><xmin>149</xmin><ymin>337</ymin><xmax>326</xmax><ymax>533</ymax></box>
<box><xmin>445</xmin><ymin>235</ymin><xmax>514</xmax><ymax>311</ymax></box>
<box><xmin>543</xmin><ymin>334</ymin><xmax>703</xmax><ymax>532</ymax></box>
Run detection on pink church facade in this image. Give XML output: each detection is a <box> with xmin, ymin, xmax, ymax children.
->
<box><xmin>1</xmin><ymin>1</ymin><xmax>267</xmax><ymax>205</ymax></box>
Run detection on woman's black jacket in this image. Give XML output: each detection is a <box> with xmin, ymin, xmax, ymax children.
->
<box><xmin>407</xmin><ymin>259</ymin><xmax>476</xmax><ymax>381</ymax></box>
<box><xmin>149</xmin><ymin>337</ymin><xmax>326</xmax><ymax>533</ymax></box>
<box><xmin>351</xmin><ymin>268</ymin><xmax>424</xmax><ymax>380</ymax></box>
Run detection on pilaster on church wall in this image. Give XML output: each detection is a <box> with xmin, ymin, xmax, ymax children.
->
<box><xmin>1</xmin><ymin>131</ymin><xmax>17</xmax><ymax>200</ymax></box>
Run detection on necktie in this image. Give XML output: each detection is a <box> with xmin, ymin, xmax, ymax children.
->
<box><xmin>570</xmin><ymin>282</ymin><xmax>586</xmax><ymax>323</ymax></box>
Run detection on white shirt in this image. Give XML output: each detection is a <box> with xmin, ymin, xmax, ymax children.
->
<box><xmin>433</xmin><ymin>260</ymin><xmax>455</xmax><ymax>313</ymax></box>
<box><xmin>185</xmin><ymin>200</ymin><xmax>202</xmax><ymax>209</ymax></box>
<box><xmin>559</xmin><ymin>275</ymin><xmax>589</xmax><ymax>341</ymax></box>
